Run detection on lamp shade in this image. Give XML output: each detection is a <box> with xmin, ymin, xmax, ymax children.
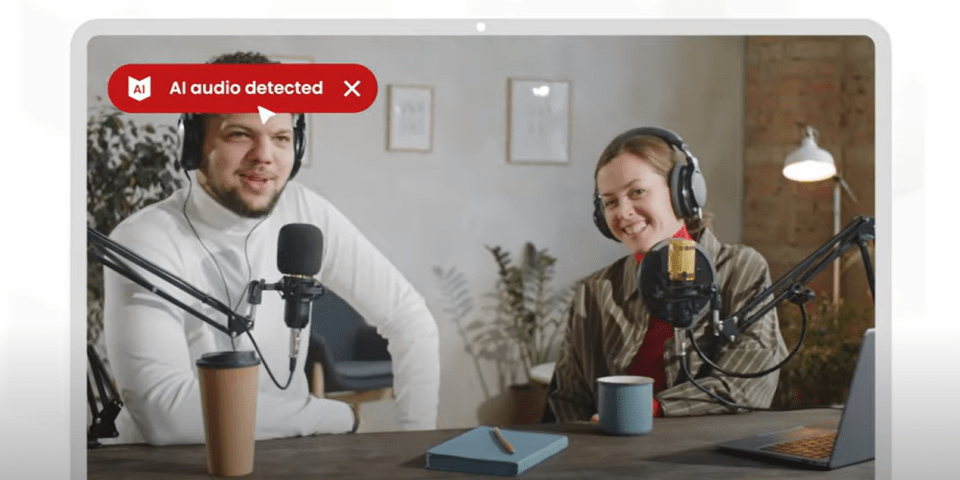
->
<box><xmin>782</xmin><ymin>127</ymin><xmax>836</xmax><ymax>182</ymax></box>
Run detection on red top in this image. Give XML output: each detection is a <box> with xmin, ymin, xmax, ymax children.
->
<box><xmin>625</xmin><ymin>225</ymin><xmax>693</xmax><ymax>417</ymax></box>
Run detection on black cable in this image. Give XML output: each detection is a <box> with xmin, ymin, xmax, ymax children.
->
<box><xmin>181</xmin><ymin>176</ymin><xmax>237</xmax><ymax>335</ymax></box>
<box><xmin>245</xmin><ymin>329</ymin><xmax>295</xmax><ymax>390</ymax></box>
<box><xmin>235</xmin><ymin>218</ymin><xmax>268</xmax><ymax>313</ymax></box>
<box><xmin>180</xmin><ymin>172</ymin><xmax>293</xmax><ymax>387</ymax></box>
<box><xmin>677</xmin><ymin>346</ymin><xmax>751</xmax><ymax>412</ymax></box>
<box><xmin>675</xmin><ymin>355</ymin><xmax>842</xmax><ymax>413</ymax></box>
<box><xmin>673</xmin><ymin>305</ymin><xmax>841</xmax><ymax>413</ymax></box>
<box><xmin>688</xmin><ymin>297</ymin><xmax>809</xmax><ymax>379</ymax></box>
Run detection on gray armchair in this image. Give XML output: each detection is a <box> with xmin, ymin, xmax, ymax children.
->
<box><xmin>305</xmin><ymin>290</ymin><xmax>394</xmax><ymax>406</ymax></box>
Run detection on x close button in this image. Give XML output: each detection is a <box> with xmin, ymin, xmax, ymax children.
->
<box><xmin>107</xmin><ymin>63</ymin><xmax>378</xmax><ymax>114</ymax></box>
<box><xmin>344</xmin><ymin>80</ymin><xmax>361</xmax><ymax>97</ymax></box>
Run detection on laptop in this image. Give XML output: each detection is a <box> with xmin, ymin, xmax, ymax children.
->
<box><xmin>716</xmin><ymin>328</ymin><xmax>875</xmax><ymax>469</ymax></box>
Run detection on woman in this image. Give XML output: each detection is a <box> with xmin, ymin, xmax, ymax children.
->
<box><xmin>545</xmin><ymin>127</ymin><xmax>788</xmax><ymax>421</ymax></box>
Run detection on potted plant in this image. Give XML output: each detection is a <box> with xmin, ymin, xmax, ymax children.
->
<box><xmin>486</xmin><ymin>243</ymin><xmax>568</xmax><ymax>384</ymax></box>
<box><xmin>434</xmin><ymin>242</ymin><xmax>572</xmax><ymax>424</ymax></box>
<box><xmin>87</xmin><ymin>101</ymin><xmax>182</xmax><ymax>349</ymax></box>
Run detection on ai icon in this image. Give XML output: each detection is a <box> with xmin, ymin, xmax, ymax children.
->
<box><xmin>128</xmin><ymin>76</ymin><xmax>151</xmax><ymax>101</ymax></box>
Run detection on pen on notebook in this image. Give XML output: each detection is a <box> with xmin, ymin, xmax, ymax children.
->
<box><xmin>492</xmin><ymin>427</ymin><xmax>514</xmax><ymax>454</ymax></box>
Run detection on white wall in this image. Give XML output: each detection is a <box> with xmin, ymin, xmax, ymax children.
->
<box><xmin>87</xmin><ymin>34</ymin><xmax>745</xmax><ymax>430</ymax></box>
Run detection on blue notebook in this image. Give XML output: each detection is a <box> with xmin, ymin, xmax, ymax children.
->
<box><xmin>425</xmin><ymin>426</ymin><xmax>569</xmax><ymax>476</ymax></box>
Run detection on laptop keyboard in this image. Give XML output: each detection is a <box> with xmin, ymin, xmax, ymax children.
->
<box><xmin>761</xmin><ymin>430</ymin><xmax>837</xmax><ymax>460</ymax></box>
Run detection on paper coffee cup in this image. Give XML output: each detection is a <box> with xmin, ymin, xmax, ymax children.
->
<box><xmin>597</xmin><ymin>375</ymin><xmax>654</xmax><ymax>436</ymax></box>
<box><xmin>196</xmin><ymin>351</ymin><xmax>261</xmax><ymax>477</ymax></box>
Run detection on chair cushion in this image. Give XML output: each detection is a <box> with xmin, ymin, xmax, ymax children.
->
<box><xmin>327</xmin><ymin>360</ymin><xmax>394</xmax><ymax>392</ymax></box>
<box><xmin>334</xmin><ymin>360</ymin><xmax>393</xmax><ymax>380</ymax></box>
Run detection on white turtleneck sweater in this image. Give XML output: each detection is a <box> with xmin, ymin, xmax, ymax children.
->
<box><xmin>103</xmin><ymin>180</ymin><xmax>440</xmax><ymax>445</ymax></box>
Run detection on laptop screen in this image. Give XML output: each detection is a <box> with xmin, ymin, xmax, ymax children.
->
<box><xmin>830</xmin><ymin>328</ymin><xmax>875</xmax><ymax>468</ymax></box>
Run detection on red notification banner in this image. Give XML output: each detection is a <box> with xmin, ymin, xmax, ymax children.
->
<box><xmin>107</xmin><ymin>63</ymin><xmax>377</xmax><ymax>114</ymax></box>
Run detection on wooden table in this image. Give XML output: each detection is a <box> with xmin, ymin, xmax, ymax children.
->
<box><xmin>88</xmin><ymin>409</ymin><xmax>874</xmax><ymax>479</ymax></box>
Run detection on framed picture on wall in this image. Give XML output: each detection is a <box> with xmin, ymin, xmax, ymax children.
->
<box><xmin>268</xmin><ymin>54</ymin><xmax>317</xmax><ymax>167</ymax></box>
<box><xmin>387</xmin><ymin>85</ymin><xmax>434</xmax><ymax>152</ymax></box>
<box><xmin>507</xmin><ymin>78</ymin><xmax>570</xmax><ymax>164</ymax></box>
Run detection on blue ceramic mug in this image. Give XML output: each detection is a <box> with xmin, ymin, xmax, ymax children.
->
<box><xmin>597</xmin><ymin>375</ymin><xmax>654</xmax><ymax>435</ymax></box>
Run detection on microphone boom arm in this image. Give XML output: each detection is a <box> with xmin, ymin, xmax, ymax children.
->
<box><xmin>87</xmin><ymin>227</ymin><xmax>254</xmax><ymax>336</ymax></box>
<box><xmin>717</xmin><ymin>215</ymin><xmax>875</xmax><ymax>342</ymax></box>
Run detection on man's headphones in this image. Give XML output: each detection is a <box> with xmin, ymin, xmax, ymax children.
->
<box><xmin>177</xmin><ymin>113</ymin><xmax>307</xmax><ymax>179</ymax></box>
<box><xmin>592</xmin><ymin>126</ymin><xmax>707</xmax><ymax>241</ymax></box>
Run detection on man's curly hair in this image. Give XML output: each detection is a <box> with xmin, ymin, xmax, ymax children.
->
<box><xmin>207</xmin><ymin>51</ymin><xmax>277</xmax><ymax>65</ymax></box>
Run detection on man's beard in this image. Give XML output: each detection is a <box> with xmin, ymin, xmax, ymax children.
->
<box><xmin>204</xmin><ymin>180</ymin><xmax>287</xmax><ymax>219</ymax></box>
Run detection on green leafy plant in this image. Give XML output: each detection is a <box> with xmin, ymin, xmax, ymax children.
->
<box><xmin>486</xmin><ymin>243</ymin><xmax>571</xmax><ymax>384</ymax></box>
<box><xmin>773</xmin><ymin>297</ymin><xmax>874</xmax><ymax>407</ymax></box>
<box><xmin>87</xmin><ymin>101</ymin><xmax>182</xmax><ymax>345</ymax></box>
<box><xmin>434</xmin><ymin>243</ymin><xmax>573</xmax><ymax>393</ymax></box>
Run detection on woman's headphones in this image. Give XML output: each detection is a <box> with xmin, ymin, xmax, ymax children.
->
<box><xmin>592</xmin><ymin>126</ymin><xmax>707</xmax><ymax>241</ymax></box>
<box><xmin>177</xmin><ymin>113</ymin><xmax>307</xmax><ymax>179</ymax></box>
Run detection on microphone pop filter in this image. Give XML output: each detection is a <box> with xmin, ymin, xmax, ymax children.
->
<box><xmin>637</xmin><ymin>238</ymin><xmax>715</xmax><ymax>330</ymax></box>
<box><xmin>277</xmin><ymin>224</ymin><xmax>324</xmax><ymax>276</ymax></box>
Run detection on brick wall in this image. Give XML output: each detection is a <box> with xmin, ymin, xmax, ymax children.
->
<box><xmin>743</xmin><ymin>36</ymin><xmax>875</xmax><ymax>308</ymax></box>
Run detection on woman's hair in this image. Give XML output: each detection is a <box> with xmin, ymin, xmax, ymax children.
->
<box><xmin>594</xmin><ymin>130</ymin><xmax>711</xmax><ymax>237</ymax></box>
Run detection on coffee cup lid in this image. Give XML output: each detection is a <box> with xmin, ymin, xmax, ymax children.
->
<box><xmin>196</xmin><ymin>350</ymin><xmax>261</xmax><ymax>369</ymax></box>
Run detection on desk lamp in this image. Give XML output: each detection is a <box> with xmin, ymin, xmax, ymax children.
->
<box><xmin>783</xmin><ymin>125</ymin><xmax>858</xmax><ymax>304</ymax></box>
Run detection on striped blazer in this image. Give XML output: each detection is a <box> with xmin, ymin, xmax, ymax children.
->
<box><xmin>546</xmin><ymin>229</ymin><xmax>788</xmax><ymax>420</ymax></box>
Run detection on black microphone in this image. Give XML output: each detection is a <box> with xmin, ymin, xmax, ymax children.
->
<box><xmin>637</xmin><ymin>238</ymin><xmax>716</xmax><ymax>330</ymax></box>
<box><xmin>275</xmin><ymin>224</ymin><xmax>325</xmax><ymax>364</ymax></box>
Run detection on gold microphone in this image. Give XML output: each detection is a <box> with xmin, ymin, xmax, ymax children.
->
<box><xmin>668</xmin><ymin>239</ymin><xmax>696</xmax><ymax>282</ymax></box>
